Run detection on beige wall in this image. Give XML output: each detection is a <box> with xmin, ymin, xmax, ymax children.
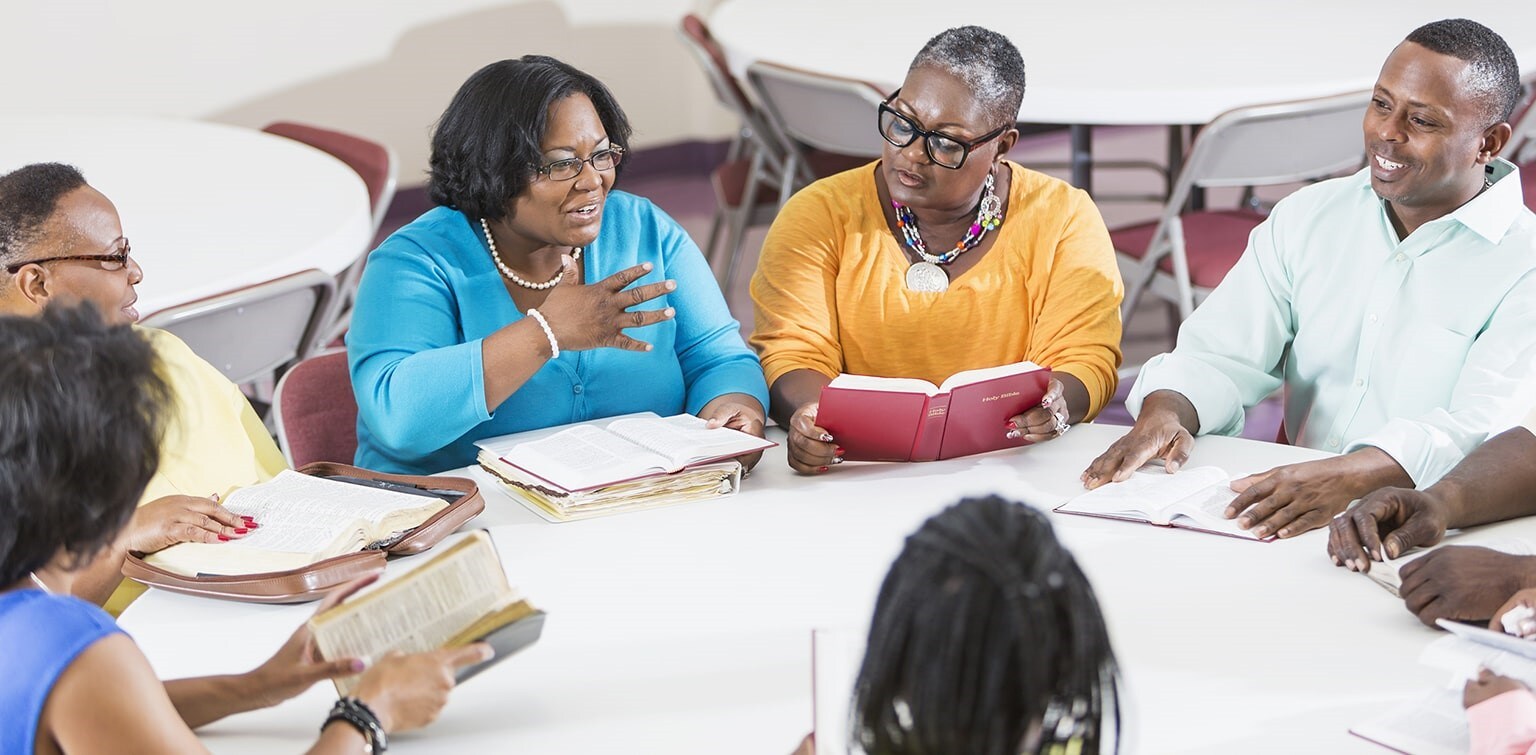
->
<box><xmin>2</xmin><ymin>0</ymin><xmax>735</xmax><ymax>187</ymax></box>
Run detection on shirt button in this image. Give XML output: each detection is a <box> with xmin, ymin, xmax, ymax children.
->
<box><xmin>1395</xmin><ymin>253</ymin><xmax>1407</xmax><ymax>262</ymax></box>
<box><xmin>1327</xmin><ymin>436</ymin><xmax>1340</xmax><ymax>448</ymax></box>
<box><xmin>1354</xmin><ymin>378</ymin><xmax>1364</xmax><ymax>387</ymax></box>
<box><xmin>1369</xmin><ymin>314</ymin><xmax>1379</xmax><ymax>323</ymax></box>
<box><xmin>573</xmin><ymin>384</ymin><xmax>584</xmax><ymax>395</ymax></box>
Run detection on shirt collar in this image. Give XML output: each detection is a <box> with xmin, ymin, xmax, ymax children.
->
<box><xmin>1362</xmin><ymin>157</ymin><xmax>1525</xmax><ymax>244</ymax></box>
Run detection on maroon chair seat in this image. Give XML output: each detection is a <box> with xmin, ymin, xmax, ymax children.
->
<box><xmin>1109</xmin><ymin>209</ymin><xmax>1266</xmax><ymax>290</ymax></box>
<box><xmin>273</xmin><ymin>350</ymin><xmax>358</xmax><ymax>468</ymax></box>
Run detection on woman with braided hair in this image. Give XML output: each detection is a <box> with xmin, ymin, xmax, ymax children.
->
<box><xmin>849</xmin><ymin>496</ymin><xmax>1119</xmax><ymax>755</ymax></box>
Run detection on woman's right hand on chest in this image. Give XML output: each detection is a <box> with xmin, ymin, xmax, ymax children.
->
<box><xmin>536</xmin><ymin>255</ymin><xmax>677</xmax><ymax>352</ymax></box>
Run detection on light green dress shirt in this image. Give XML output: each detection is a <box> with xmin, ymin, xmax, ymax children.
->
<box><xmin>1129</xmin><ymin>159</ymin><xmax>1536</xmax><ymax>486</ymax></box>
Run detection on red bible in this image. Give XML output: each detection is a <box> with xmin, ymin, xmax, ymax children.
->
<box><xmin>815</xmin><ymin>362</ymin><xmax>1051</xmax><ymax>462</ymax></box>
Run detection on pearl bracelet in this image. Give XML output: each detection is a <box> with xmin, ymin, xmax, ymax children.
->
<box><xmin>527</xmin><ymin>308</ymin><xmax>559</xmax><ymax>360</ymax></box>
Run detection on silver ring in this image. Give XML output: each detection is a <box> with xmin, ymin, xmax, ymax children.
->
<box><xmin>1053</xmin><ymin>413</ymin><xmax>1070</xmax><ymax>436</ymax></box>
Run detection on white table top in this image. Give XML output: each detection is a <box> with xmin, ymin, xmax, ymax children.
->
<box><xmin>710</xmin><ymin>1</ymin><xmax>1536</xmax><ymax>126</ymax></box>
<box><xmin>0</xmin><ymin>115</ymin><xmax>372</xmax><ymax>318</ymax></box>
<box><xmin>118</xmin><ymin>423</ymin><xmax>1536</xmax><ymax>754</ymax></box>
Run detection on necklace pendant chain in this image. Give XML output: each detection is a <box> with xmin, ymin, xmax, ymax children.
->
<box><xmin>481</xmin><ymin>218</ymin><xmax>582</xmax><ymax>291</ymax></box>
<box><xmin>892</xmin><ymin>171</ymin><xmax>1004</xmax><ymax>267</ymax></box>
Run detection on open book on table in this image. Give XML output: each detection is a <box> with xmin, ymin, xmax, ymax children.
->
<box><xmin>1350</xmin><ymin>619</ymin><xmax>1536</xmax><ymax>755</ymax></box>
<box><xmin>816</xmin><ymin>362</ymin><xmax>1051</xmax><ymax>462</ymax></box>
<box><xmin>480</xmin><ymin>412</ymin><xmax>773</xmax><ymax>493</ymax></box>
<box><xmin>145</xmin><ymin>470</ymin><xmax>455</xmax><ymax>577</ymax></box>
<box><xmin>310</xmin><ymin>530</ymin><xmax>543</xmax><ymax>695</ymax></box>
<box><xmin>1052</xmin><ymin>465</ymin><xmax>1269</xmax><ymax>541</ymax></box>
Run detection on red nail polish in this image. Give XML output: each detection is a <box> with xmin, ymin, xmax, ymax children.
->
<box><xmin>819</xmin><ymin>466</ymin><xmax>829</xmax><ymax>473</ymax></box>
<box><xmin>246</xmin><ymin>522</ymin><xmax>260</xmax><ymax>528</ymax></box>
<box><xmin>234</xmin><ymin>528</ymin><xmax>249</xmax><ymax>534</ymax></box>
<box><xmin>217</xmin><ymin>535</ymin><xmax>230</xmax><ymax>541</ymax></box>
<box><xmin>834</xmin><ymin>447</ymin><xmax>845</xmax><ymax>456</ymax></box>
<box><xmin>240</xmin><ymin>515</ymin><xmax>255</xmax><ymax>522</ymax></box>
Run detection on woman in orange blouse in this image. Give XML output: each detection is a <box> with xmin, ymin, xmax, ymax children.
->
<box><xmin>751</xmin><ymin>26</ymin><xmax>1124</xmax><ymax>474</ymax></box>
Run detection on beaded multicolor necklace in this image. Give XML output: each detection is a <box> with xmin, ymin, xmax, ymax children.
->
<box><xmin>892</xmin><ymin>171</ymin><xmax>1004</xmax><ymax>293</ymax></box>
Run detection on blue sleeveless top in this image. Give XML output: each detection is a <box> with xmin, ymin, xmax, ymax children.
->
<box><xmin>0</xmin><ymin>590</ymin><xmax>123</xmax><ymax>753</ymax></box>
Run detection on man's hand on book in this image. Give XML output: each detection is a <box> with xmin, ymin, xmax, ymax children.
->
<box><xmin>1081</xmin><ymin>395</ymin><xmax>1196</xmax><ymax>489</ymax></box>
<box><xmin>700</xmin><ymin>393</ymin><xmax>767</xmax><ymax>472</ymax></box>
<box><xmin>353</xmin><ymin>644</ymin><xmax>494</xmax><ymax>733</ymax></box>
<box><xmin>538</xmin><ymin>259</ymin><xmax>677</xmax><ymax>352</ymax></box>
<box><xmin>787</xmin><ymin>402</ymin><xmax>841</xmax><ymax>474</ymax></box>
<box><xmin>1327</xmin><ymin>487</ymin><xmax>1450</xmax><ymax>571</ymax></box>
<box><xmin>1226</xmin><ymin>449</ymin><xmax>1411</xmax><ymax>539</ymax></box>
<box><xmin>1399</xmin><ymin>547</ymin><xmax>1536</xmax><ymax>627</ymax></box>
<box><xmin>126</xmin><ymin>494</ymin><xmax>249</xmax><ymax>554</ymax></box>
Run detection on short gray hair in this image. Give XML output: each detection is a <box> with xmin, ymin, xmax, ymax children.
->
<box><xmin>909</xmin><ymin>26</ymin><xmax>1026</xmax><ymax>128</ymax></box>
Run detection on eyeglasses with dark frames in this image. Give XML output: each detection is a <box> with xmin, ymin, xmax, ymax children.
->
<box><xmin>4</xmin><ymin>238</ymin><xmax>133</xmax><ymax>275</ymax></box>
<box><xmin>877</xmin><ymin>90</ymin><xmax>1010</xmax><ymax>170</ymax></box>
<box><xmin>534</xmin><ymin>146</ymin><xmax>625</xmax><ymax>182</ymax></box>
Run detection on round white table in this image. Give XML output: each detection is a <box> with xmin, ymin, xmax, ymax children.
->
<box><xmin>117</xmin><ymin>423</ymin><xmax>1536</xmax><ymax>753</ymax></box>
<box><xmin>0</xmin><ymin>115</ymin><xmax>372</xmax><ymax>318</ymax></box>
<box><xmin>709</xmin><ymin>1</ymin><xmax>1536</xmax><ymax>190</ymax></box>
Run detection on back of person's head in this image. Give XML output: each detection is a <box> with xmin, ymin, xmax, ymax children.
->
<box><xmin>428</xmin><ymin>55</ymin><xmax>634</xmax><ymax>223</ymax></box>
<box><xmin>0</xmin><ymin>162</ymin><xmax>87</xmax><ymax>268</ymax></box>
<box><xmin>1404</xmin><ymin>18</ymin><xmax>1522</xmax><ymax>126</ymax></box>
<box><xmin>0</xmin><ymin>303</ymin><xmax>169</xmax><ymax>586</ymax></box>
<box><xmin>908</xmin><ymin>26</ymin><xmax>1026</xmax><ymax>130</ymax></box>
<box><xmin>853</xmin><ymin>496</ymin><xmax>1118</xmax><ymax>755</ymax></box>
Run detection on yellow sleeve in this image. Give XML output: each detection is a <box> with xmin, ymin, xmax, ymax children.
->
<box><xmin>748</xmin><ymin>182</ymin><xmax>847</xmax><ymax>386</ymax></box>
<box><xmin>1028</xmin><ymin>188</ymin><xmax>1124</xmax><ymax>419</ymax></box>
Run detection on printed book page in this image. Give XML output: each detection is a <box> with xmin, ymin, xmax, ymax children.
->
<box><xmin>1361</xmin><ymin>536</ymin><xmax>1536</xmax><ymax>598</ymax></box>
<box><xmin>1056</xmin><ymin>466</ymin><xmax>1253</xmax><ymax>538</ymax></box>
<box><xmin>1349</xmin><ymin>686</ymin><xmax>1467</xmax><ymax>755</ymax></box>
<box><xmin>605</xmin><ymin>414</ymin><xmax>771</xmax><ymax>468</ymax></box>
<box><xmin>310</xmin><ymin>532</ymin><xmax>515</xmax><ymax>696</ymax></box>
<box><xmin>936</xmin><ymin>360</ymin><xmax>1043</xmax><ymax>393</ymax></box>
<box><xmin>827</xmin><ymin>373</ymin><xmax>940</xmax><ymax>395</ymax></box>
<box><xmin>146</xmin><ymin>470</ymin><xmax>447</xmax><ymax>576</ymax></box>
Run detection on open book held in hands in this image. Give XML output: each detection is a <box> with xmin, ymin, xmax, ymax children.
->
<box><xmin>310</xmin><ymin>531</ymin><xmax>545</xmax><ymax>695</ymax></box>
<box><xmin>816</xmin><ymin>362</ymin><xmax>1051</xmax><ymax>462</ymax></box>
<box><xmin>1053</xmin><ymin>466</ymin><xmax>1270</xmax><ymax>541</ymax></box>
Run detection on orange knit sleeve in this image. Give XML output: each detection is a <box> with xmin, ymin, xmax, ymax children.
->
<box><xmin>748</xmin><ymin>182</ymin><xmax>848</xmax><ymax>386</ymax></box>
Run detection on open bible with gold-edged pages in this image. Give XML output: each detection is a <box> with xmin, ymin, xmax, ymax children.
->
<box><xmin>310</xmin><ymin>530</ymin><xmax>545</xmax><ymax>695</ymax></box>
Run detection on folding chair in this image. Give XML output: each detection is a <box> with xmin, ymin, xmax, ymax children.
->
<box><xmin>272</xmin><ymin>349</ymin><xmax>358</xmax><ymax>467</ymax></box>
<box><xmin>261</xmin><ymin>122</ymin><xmax>397</xmax><ymax>345</ymax></box>
<box><xmin>139</xmin><ymin>269</ymin><xmax>336</xmax><ymax>389</ymax></box>
<box><xmin>745</xmin><ymin>60</ymin><xmax>889</xmax><ymax>204</ymax></box>
<box><xmin>1113</xmin><ymin>91</ymin><xmax>1369</xmax><ymax>324</ymax></box>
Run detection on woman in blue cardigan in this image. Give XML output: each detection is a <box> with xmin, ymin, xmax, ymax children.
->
<box><xmin>349</xmin><ymin>56</ymin><xmax>768</xmax><ymax>474</ymax></box>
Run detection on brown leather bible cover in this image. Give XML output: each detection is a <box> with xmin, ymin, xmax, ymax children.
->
<box><xmin>121</xmin><ymin>463</ymin><xmax>485</xmax><ymax>603</ymax></box>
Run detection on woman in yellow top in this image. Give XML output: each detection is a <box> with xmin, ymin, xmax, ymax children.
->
<box><xmin>0</xmin><ymin>163</ymin><xmax>282</xmax><ymax>614</ymax></box>
<box><xmin>751</xmin><ymin>26</ymin><xmax>1123</xmax><ymax>474</ymax></box>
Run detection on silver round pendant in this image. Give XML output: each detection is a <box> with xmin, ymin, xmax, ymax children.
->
<box><xmin>905</xmin><ymin>261</ymin><xmax>949</xmax><ymax>293</ymax></box>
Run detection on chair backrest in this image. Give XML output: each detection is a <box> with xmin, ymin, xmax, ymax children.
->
<box><xmin>1508</xmin><ymin>75</ymin><xmax>1536</xmax><ymax>165</ymax></box>
<box><xmin>1175</xmin><ymin>90</ymin><xmax>1369</xmax><ymax>198</ymax></box>
<box><xmin>272</xmin><ymin>349</ymin><xmax>358</xmax><ymax>467</ymax></box>
<box><xmin>260</xmin><ymin>121</ymin><xmax>397</xmax><ymax>234</ymax></box>
<box><xmin>746</xmin><ymin>61</ymin><xmax>890</xmax><ymax>158</ymax></box>
<box><xmin>139</xmin><ymin>269</ymin><xmax>336</xmax><ymax>386</ymax></box>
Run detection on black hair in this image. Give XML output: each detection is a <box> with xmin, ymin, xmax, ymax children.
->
<box><xmin>0</xmin><ymin>163</ymin><xmax>87</xmax><ymax>267</ymax></box>
<box><xmin>852</xmin><ymin>496</ymin><xmax>1119</xmax><ymax>755</ymax></box>
<box><xmin>428</xmin><ymin>55</ymin><xmax>633</xmax><ymax>222</ymax></box>
<box><xmin>0</xmin><ymin>303</ymin><xmax>169</xmax><ymax>586</ymax></box>
<box><xmin>1405</xmin><ymin>19</ymin><xmax>1523</xmax><ymax>125</ymax></box>
<box><xmin>909</xmin><ymin>26</ymin><xmax>1027</xmax><ymax>129</ymax></box>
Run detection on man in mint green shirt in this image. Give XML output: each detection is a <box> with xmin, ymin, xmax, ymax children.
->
<box><xmin>1083</xmin><ymin>19</ymin><xmax>1536</xmax><ymax>539</ymax></box>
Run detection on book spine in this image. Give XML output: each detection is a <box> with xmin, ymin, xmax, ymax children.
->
<box><xmin>909</xmin><ymin>394</ymin><xmax>950</xmax><ymax>462</ymax></box>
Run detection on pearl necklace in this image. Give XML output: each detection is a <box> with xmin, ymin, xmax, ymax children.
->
<box><xmin>480</xmin><ymin>218</ymin><xmax>581</xmax><ymax>291</ymax></box>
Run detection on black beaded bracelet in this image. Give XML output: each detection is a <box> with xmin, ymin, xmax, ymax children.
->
<box><xmin>323</xmin><ymin>696</ymin><xmax>389</xmax><ymax>753</ymax></box>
